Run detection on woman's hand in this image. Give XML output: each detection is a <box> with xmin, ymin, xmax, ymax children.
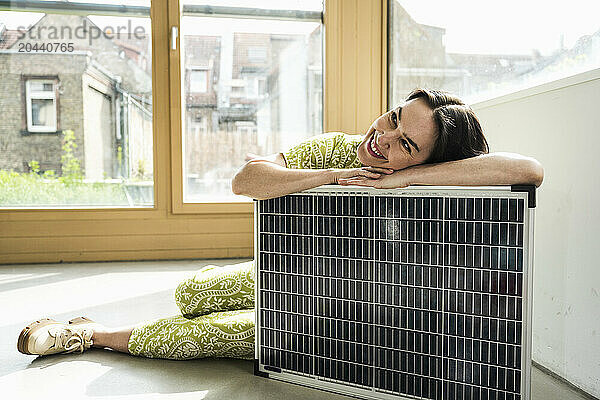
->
<box><xmin>331</xmin><ymin>166</ymin><xmax>394</xmax><ymax>184</ymax></box>
<box><xmin>337</xmin><ymin>168</ymin><xmax>411</xmax><ymax>189</ymax></box>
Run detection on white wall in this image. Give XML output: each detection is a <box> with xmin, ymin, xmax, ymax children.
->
<box><xmin>472</xmin><ymin>69</ymin><xmax>600</xmax><ymax>398</ymax></box>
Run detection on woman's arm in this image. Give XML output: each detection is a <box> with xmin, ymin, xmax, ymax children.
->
<box><xmin>231</xmin><ymin>153</ymin><xmax>393</xmax><ymax>200</ymax></box>
<box><xmin>232</xmin><ymin>157</ymin><xmax>336</xmax><ymax>200</ymax></box>
<box><xmin>338</xmin><ymin>152</ymin><xmax>544</xmax><ymax>188</ymax></box>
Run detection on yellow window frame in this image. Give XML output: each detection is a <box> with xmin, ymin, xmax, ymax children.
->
<box><xmin>0</xmin><ymin>0</ymin><xmax>388</xmax><ymax>264</ymax></box>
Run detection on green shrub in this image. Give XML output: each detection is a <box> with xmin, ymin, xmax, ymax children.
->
<box><xmin>0</xmin><ymin>130</ymin><xmax>133</xmax><ymax>207</ymax></box>
<box><xmin>0</xmin><ymin>168</ymin><xmax>130</xmax><ymax>206</ymax></box>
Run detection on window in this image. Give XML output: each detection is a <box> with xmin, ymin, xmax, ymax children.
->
<box><xmin>190</xmin><ymin>69</ymin><xmax>208</xmax><ymax>93</ymax></box>
<box><xmin>25</xmin><ymin>80</ymin><xmax>57</xmax><ymax>132</ymax></box>
<box><xmin>241</xmin><ymin>76</ymin><xmax>267</xmax><ymax>99</ymax></box>
<box><xmin>0</xmin><ymin>2</ymin><xmax>154</xmax><ymax>207</ymax></box>
<box><xmin>180</xmin><ymin>2</ymin><xmax>324</xmax><ymax>202</ymax></box>
<box><xmin>247</xmin><ymin>46</ymin><xmax>267</xmax><ymax>62</ymax></box>
<box><xmin>257</xmin><ymin>77</ymin><xmax>267</xmax><ymax>96</ymax></box>
<box><xmin>387</xmin><ymin>0</ymin><xmax>600</xmax><ymax>105</ymax></box>
<box><xmin>230</xmin><ymin>79</ymin><xmax>246</xmax><ymax>97</ymax></box>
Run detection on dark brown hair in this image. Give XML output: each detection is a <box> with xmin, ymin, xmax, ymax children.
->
<box><xmin>405</xmin><ymin>88</ymin><xmax>489</xmax><ymax>163</ymax></box>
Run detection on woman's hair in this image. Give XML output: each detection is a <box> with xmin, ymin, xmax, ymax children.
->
<box><xmin>405</xmin><ymin>88</ymin><xmax>489</xmax><ymax>164</ymax></box>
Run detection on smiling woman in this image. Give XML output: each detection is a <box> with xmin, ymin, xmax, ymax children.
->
<box><xmin>231</xmin><ymin>87</ymin><xmax>544</xmax><ymax>200</ymax></box>
<box><xmin>356</xmin><ymin>88</ymin><xmax>489</xmax><ymax>170</ymax></box>
<box><xmin>360</xmin><ymin>99</ymin><xmax>437</xmax><ymax>167</ymax></box>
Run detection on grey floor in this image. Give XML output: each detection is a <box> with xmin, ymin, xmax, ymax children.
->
<box><xmin>0</xmin><ymin>259</ymin><xmax>592</xmax><ymax>400</ymax></box>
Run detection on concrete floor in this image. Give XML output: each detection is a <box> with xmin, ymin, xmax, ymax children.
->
<box><xmin>0</xmin><ymin>259</ymin><xmax>593</xmax><ymax>400</ymax></box>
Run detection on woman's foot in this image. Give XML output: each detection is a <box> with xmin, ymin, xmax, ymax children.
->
<box><xmin>17</xmin><ymin>318</ymin><xmax>94</xmax><ymax>356</ymax></box>
<box><xmin>70</xmin><ymin>317</ymin><xmax>133</xmax><ymax>354</ymax></box>
<box><xmin>68</xmin><ymin>316</ymin><xmax>104</xmax><ymax>331</ymax></box>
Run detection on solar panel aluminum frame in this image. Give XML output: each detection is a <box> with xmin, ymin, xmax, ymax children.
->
<box><xmin>254</xmin><ymin>185</ymin><xmax>535</xmax><ymax>400</ymax></box>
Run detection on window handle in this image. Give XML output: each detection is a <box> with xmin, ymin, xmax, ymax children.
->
<box><xmin>171</xmin><ymin>26</ymin><xmax>178</xmax><ymax>50</ymax></box>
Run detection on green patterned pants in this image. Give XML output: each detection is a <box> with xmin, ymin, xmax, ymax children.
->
<box><xmin>127</xmin><ymin>261</ymin><xmax>255</xmax><ymax>360</ymax></box>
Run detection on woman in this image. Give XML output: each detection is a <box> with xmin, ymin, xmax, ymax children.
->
<box><xmin>17</xmin><ymin>88</ymin><xmax>543</xmax><ymax>359</ymax></box>
<box><xmin>232</xmin><ymin>88</ymin><xmax>543</xmax><ymax>200</ymax></box>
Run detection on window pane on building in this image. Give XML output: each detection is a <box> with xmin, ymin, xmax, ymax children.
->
<box><xmin>388</xmin><ymin>0</ymin><xmax>600</xmax><ymax>106</ymax></box>
<box><xmin>29</xmin><ymin>81</ymin><xmax>54</xmax><ymax>92</ymax></box>
<box><xmin>190</xmin><ymin>69</ymin><xmax>208</xmax><ymax>93</ymax></box>
<box><xmin>31</xmin><ymin>99</ymin><xmax>56</xmax><ymax>127</ymax></box>
<box><xmin>181</xmin><ymin>2</ymin><xmax>324</xmax><ymax>203</ymax></box>
<box><xmin>0</xmin><ymin>4</ymin><xmax>154</xmax><ymax>208</ymax></box>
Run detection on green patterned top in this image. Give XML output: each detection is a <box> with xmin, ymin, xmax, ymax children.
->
<box><xmin>283</xmin><ymin>132</ymin><xmax>365</xmax><ymax>169</ymax></box>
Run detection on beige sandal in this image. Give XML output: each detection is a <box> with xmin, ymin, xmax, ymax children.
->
<box><xmin>17</xmin><ymin>318</ymin><xmax>93</xmax><ymax>356</ymax></box>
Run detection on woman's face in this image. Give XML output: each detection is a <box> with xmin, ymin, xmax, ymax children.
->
<box><xmin>357</xmin><ymin>98</ymin><xmax>437</xmax><ymax>170</ymax></box>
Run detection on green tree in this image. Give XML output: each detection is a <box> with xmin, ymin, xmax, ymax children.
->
<box><xmin>59</xmin><ymin>130</ymin><xmax>83</xmax><ymax>185</ymax></box>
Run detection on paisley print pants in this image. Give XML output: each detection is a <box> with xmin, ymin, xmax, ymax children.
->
<box><xmin>127</xmin><ymin>261</ymin><xmax>255</xmax><ymax>360</ymax></box>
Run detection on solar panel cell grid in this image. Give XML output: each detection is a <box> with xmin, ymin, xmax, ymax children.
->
<box><xmin>257</xmin><ymin>190</ymin><xmax>530</xmax><ymax>400</ymax></box>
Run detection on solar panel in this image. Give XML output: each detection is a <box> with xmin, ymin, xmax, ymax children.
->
<box><xmin>254</xmin><ymin>185</ymin><xmax>535</xmax><ymax>400</ymax></box>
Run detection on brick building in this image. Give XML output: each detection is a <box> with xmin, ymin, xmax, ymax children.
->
<box><xmin>0</xmin><ymin>14</ymin><xmax>152</xmax><ymax>180</ymax></box>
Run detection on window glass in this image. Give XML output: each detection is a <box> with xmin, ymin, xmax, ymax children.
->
<box><xmin>26</xmin><ymin>80</ymin><xmax>57</xmax><ymax>131</ymax></box>
<box><xmin>29</xmin><ymin>81</ymin><xmax>54</xmax><ymax>92</ymax></box>
<box><xmin>180</xmin><ymin>1</ymin><xmax>324</xmax><ymax>203</ymax></box>
<box><xmin>31</xmin><ymin>99</ymin><xmax>56</xmax><ymax>127</ymax></box>
<box><xmin>388</xmin><ymin>0</ymin><xmax>600</xmax><ymax>105</ymax></box>
<box><xmin>247</xmin><ymin>46</ymin><xmax>267</xmax><ymax>62</ymax></box>
<box><xmin>190</xmin><ymin>69</ymin><xmax>208</xmax><ymax>93</ymax></box>
<box><xmin>0</xmin><ymin>2</ymin><xmax>154</xmax><ymax>208</ymax></box>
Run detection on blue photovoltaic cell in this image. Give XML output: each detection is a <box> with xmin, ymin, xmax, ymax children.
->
<box><xmin>257</xmin><ymin>193</ymin><xmax>526</xmax><ymax>400</ymax></box>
